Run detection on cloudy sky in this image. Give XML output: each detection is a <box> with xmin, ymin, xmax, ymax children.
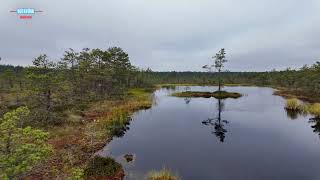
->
<box><xmin>1</xmin><ymin>0</ymin><xmax>319</xmax><ymax>71</ymax></box>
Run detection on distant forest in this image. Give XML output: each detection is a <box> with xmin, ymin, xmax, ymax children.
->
<box><xmin>1</xmin><ymin>48</ymin><xmax>320</xmax><ymax>117</ymax></box>
<box><xmin>1</xmin><ymin>61</ymin><xmax>320</xmax><ymax>101</ymax></box>
<box><xmin>143</xmin><ymin>62</ymin><xmax>320</xmax><ymax>97</ymax></box>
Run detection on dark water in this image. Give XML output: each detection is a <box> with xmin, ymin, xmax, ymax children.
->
<box><xmin>101</xmin><ymin>86</ymin><xmax>320</xmax><ymax>180</ymax></box>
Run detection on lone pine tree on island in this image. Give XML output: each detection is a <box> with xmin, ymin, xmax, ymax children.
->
<box><xmin>203</xmin><ymin>48</ymin><xmax>227</xmax><ymax>92</ymax></box>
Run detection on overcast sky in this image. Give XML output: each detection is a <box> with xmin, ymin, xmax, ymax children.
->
<box><xmin>1</xmin><ymin>0</ymin><xmax>319</xmax><ymax>71</ymax></box>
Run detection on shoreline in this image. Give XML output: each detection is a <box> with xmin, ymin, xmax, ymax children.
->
<box><xmin>158</xmin><ymin>83</ymin><xmax>319</xmax><ymax>103</ymax></box>
<box><xmin>26</xmin><ymin>88</ymin><xmax>154</xmax><ymax>179</ymax></box>
<box><xmin>26</xmin><ymin>85</ymin><xmax>318</xmax><ymax>179</ymax></box>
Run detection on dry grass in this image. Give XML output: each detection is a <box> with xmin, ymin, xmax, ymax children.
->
<box><xmin>274</xmin><ymin>88</ymin><xmax>320</xmax><ymax>103</ymax></box>
<box><xmin>308</xmin><ymin>103</ymin><xmax>320</xmax><ymax>118</ymax></box>
<box><xmin>148</xmin><ymin>168</ymin><xmax>180</xmax><ymax>180</ymax></box>
<box><xmin>284</xmin><ymin>98</ymin><xmax>320</xmax><ymax>119</ymax></box>
<box><xmin>285</xmin><ymin>98</ymin><xmax>301</xmax><ymax>111</ymax></box>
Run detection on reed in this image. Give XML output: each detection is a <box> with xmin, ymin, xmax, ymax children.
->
<box><xmin>148</xmin><ymin>168</ymin><xmax>180</xmax><ymax>180</ymax></box>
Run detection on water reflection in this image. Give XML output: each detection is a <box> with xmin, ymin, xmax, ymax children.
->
<box><xmin>309</xmin><ymin>118</ymin><xmax>320</xmax><ymax>137</ymax></box>
<box><xmin>285</xmin><ymin>109</ymin><xmax>299</xmax><ymax>120</ymax></box>
<box><xmin>202</xmin><ymin>99</ymin><xmax>229</xmax><ymax>142</ymax></box>
<box><xmin>285</xmin><ymin>109</ymin><xmax>308</xmax><ymax>120</ymax></box>
<box><xmin>110</xmin><ymin>118</ymin><xmax>131</xmax><ymax>138</ymax></box>
<box><xmin>103</xmin><ymin>87</ymin><xmax>320</xmax><ymax>180</ymax></box>
<box><xmin>184</xmin><ymin>97</ymin><xmax>191</xmax><ymax>104</ymax></box>
<box><xmin>162</xmin><ymin>85</ymin><xmax>176</xmax><ymax>90</ymax></box>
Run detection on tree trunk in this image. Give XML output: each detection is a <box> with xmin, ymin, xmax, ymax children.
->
<box><xmin>6</xmin><ymin>130</ymin><xmax>12</xmax><ymax>154</ymax></box>
<box><xmin>46</xmin><ymin>89</ymin><xmax>52</xmax><ymax>123</ymax></box>
<box><xmin>218</xmin><ymin>69</ymin><xmax>221</xmax><ymax>92</ymax></box>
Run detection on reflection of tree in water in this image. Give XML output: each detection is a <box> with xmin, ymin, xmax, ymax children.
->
<box><xmin>309</xmin><ymin>117</ymin><xmax>320</xmax><ymax>137</ymax></box>
<box><xmin>184</xmin><ymin>97</ymin><xmax>191</xmax><ymax>104</ymax></box>
<box><xmin>162</xmin><ymin>85</ymin><xmax>176</xmax><ymax>90</ymax></box>
<box><xmin>202</xmin><ymin>99</ymin><xmax>229</xmax><ymax>142</ymax></box>
<box><xmin>285</xmin><ymin>109</ymin><xmax>299</xmax><ymax>120</ymax></box>
<box><xmin>109</xmin><ymin>118</ymin><xmax>131</xmax><ymax>137</ymax></box>
<box><xmin>285</xmin><ymin>109</ymin><xmax>308</xmax><ymax>120</ymax></box>
<box><xmin>182</xmin><ymin>86</ymin><xmax>192</xmax><ymax>104</ymax></box>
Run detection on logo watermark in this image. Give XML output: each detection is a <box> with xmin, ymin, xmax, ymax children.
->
<box><xmin>10</xmin><ymin>8</ymin><xmax>43</xmax><ymax>19</ymax></box>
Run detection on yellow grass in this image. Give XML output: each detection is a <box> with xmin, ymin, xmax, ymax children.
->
<box><xmin>148</xmin><ymin>168</ymin><xmax>180</xmax><ymax>180</ymax></box>
<box><xmin>308</xmin><ymin>103</ymin><xmax>320</xmax><ymax>118</ymax></box>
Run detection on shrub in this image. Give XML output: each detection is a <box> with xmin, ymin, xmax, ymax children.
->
<box><xmin>285</xmin><ymin>98</ymin><xmax>300</xmax><ymax>110</ymax></box>
<box><xmin>68</xmin><ymin>168</ymin><xmax>84</xmax><ymax>180</ymax></box>
<box><xmin>308</xmin><ymin>103</ymin><xmax>320</xmax><ymax>118</ymax></box>
<box><xmin>0</xmin><ymin>107</ymin><xmax>52</xmax><ymax>179</ymax></box>
<box><xmin>84</xmin><ymin>156</ymin><xmax>122</xmax><ymax>177</ymax></box>
<box><xmin>148</xmin><ymin>168</ymin><xmax>180</xmax><ymax>180</ymax></box>
<box><xmin>299</xmin><ymin>104</ymin><xmax>309</xmax><ymax>113</ymax></box>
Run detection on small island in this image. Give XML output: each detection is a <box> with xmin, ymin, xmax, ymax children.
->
<box><xmin>172</xmin><ymin>49</ymin><xmax>242</xmax><ymax>100</ymax></box>
<box><xmin>172</xmin><ymin>90</ymin><xmax>242</xmax><ymax>99</ymax></box>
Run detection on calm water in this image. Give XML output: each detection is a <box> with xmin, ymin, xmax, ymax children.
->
<box><xmin>101</xmin><ymin>86</ymin><xmax>320</xmax><ymax>180</ymax></box>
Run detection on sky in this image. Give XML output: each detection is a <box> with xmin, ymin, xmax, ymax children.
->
<box><xmin>0</xmin><ymin>0</ymin><xmax>319</xmax><ymax>71</ymax></box>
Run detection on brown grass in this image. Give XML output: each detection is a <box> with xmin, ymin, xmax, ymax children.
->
<box><xmin>26</xmin><ymin>88</ymin><xmax>154</xmax><ymax>179</ymax></box>
<box><xmin>273</xmin><ymin>88</ymin><xmax>320</xmax><ymax>103</ymax></box>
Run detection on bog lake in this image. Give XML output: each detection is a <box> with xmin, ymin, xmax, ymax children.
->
<box><xmin>100</xmin><ymin>86</ymin><xmax>320</xmax><ymax>180</ymax></box>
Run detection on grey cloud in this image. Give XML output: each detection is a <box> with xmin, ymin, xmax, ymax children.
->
<box><xmin>0</xmin><ymin>0</ymin><xmax>319</xmax><ymax>71</ymax></box>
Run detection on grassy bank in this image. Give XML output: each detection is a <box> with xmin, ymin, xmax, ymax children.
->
<box><xmin>27</xmin><ymin>88</ymin><xmax>154</xmax><ymax>179</ymax></box>
<box><xmin>273</xmin><ymin>88</ymin><xmax>320</xmax><ymax>103</ymax></box>
<box><xmin>171</xmin><ymin>91</ymin><xmax>242</xmax><ymax>99</ymax></box>
<box><xmin>284</xmin><ymin>98</ymin><xmax>320</xmax><ymax>119</ymax></box>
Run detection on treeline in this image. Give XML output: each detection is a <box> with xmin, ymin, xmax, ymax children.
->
<box><xmin>0</xmin><ymin>47</ymin><xmax>151</xmax><ymax>126</ymax></box>
<box><xmin>1</xmin><ymin>52</ymin><xmax>320</xmax><ymax>126</ymax></box>
<box><xmin>144</xmin><ymin>62</ymin><xmax>320</xmax><ymax>98</ymax></box>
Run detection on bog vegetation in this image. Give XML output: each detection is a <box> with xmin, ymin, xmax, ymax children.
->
<box><xmin>285</xmin><ymin>98</ymin><xmax>320</xmax><ymax>119</ymax></box>
<box><xmin>0</xmin><ymin>46</ymin><xmax>320</xmax><ymax>179</ymax></box>
<box><xmin>0</xmin><ymin>107</ymin><xmax>52</xmax><ymax>179</ymax></box>
<box><xmin>0</xmin><ymin>47</ymin><xmax>153</xmax><ymax>179</ymax></box>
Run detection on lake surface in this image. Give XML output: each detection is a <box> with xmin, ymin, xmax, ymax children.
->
<box><xmin>101</xmin><ymin>86</ymin><xmax>320</xmax><ymax>180</ymax></box>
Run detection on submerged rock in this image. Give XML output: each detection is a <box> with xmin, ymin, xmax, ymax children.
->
<box><xmin>124</xmin><ymin>154</ymin><xmax>134</xmax><ymax>162</ymax></box>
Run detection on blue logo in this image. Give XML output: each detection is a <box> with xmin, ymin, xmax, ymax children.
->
<box><xmin>16</xmin><ymin>8</ymin><xmax>35</xmax><ymax>14</ymax></box>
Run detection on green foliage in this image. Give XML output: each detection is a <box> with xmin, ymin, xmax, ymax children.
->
<box><xmin>105</xmin><ymin>109</ymin><xmax>131</xmax><ymax>137</ymax></box>
<box><xmin>203</xmin><ymin>48</ymin><xmax>228</xmax><ymax>91</ymax></box>
<box><xmin>68</xmin><ymin>168</ymin><xmax>84</xmax><ymax>180</ymax></box>
<box><xmin>213</xmin><ymin>48</ymin><xmax>227</xmax><ymax>71</ymax></box>
<box><xmin>84</xmin><ymin>156</ymin><xmax>122</xmax><ymax>177</ymax></box>
<box><xmin>0</xmin><ymin>47</ymin><xmax>145</xmax><ymax>126</ymax></box>
<box><xmin>26</xmin><ymin>55</ymin><xmax>65</xmax><ymax>125</ymax></box>
<box><xmin>0</xmin><ymin>107</ymin><xmax>52</xmax><ymax>179</ymax></box>
<box><xmin>148</xmin><ymin>168</ymin><xmax>180</xmax><ymax>180</ymax></box>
